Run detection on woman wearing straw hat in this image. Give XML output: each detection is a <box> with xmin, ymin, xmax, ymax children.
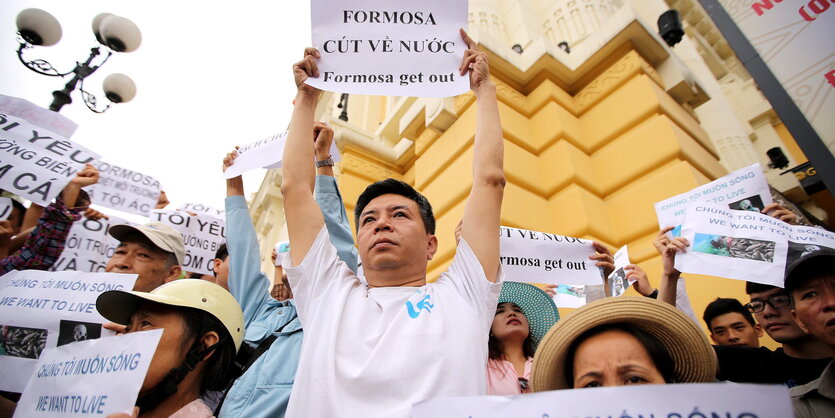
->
<box><xmin>487</xmin><ymin>282</ymin><xmax>560</xmax><ymax>395</ymax></box>
<box><xmin>97</xmin><ymin>279</ymin><xmax>244</xmax><ymax>417</ymax></box>
<box><xmin>531</xmin><ymin>297</ymin><xmax>717</xmax><ymax>391</ymax></box>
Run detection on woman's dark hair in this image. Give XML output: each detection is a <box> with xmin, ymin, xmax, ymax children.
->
<box><xmin>354</xmin><ymin>178</ymin><xmax>435</xmax><ymax>234</ymax></box>
<box><xmin>563</xmin><ymin>323</ymin><xmax>676</xmax><ymax>387</ymax></box>
<box><xmin>177</xmin><ymin>307</ymin><xmax>237</xmax><ymax>395</ymax></box>
<box><xmin>488</xmin><ymin>303</ymin><xmax>536</xmax><ymax>361</ymax></box>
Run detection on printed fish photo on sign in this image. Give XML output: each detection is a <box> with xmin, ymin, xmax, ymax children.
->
<box><xmin>0</xmin><ymin>325</ymin><xmax>47</xmax><ymax>359</ymax></box>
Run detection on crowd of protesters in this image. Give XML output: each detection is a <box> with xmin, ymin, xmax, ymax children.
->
<box><xmin>0</xmin><ymin>30</ymin><xmax>833</xmax><ymax>418</ymax></box>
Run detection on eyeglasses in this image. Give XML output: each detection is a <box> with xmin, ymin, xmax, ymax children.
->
<box><xmin>745</xmin><ymin>294</ymin><xmax>791</xmax><ymax>313</ymax></box>
<box><xmin>518</xmin><ymin>377</ymin><xmax>530</xmax><ymax>393</ymax></box>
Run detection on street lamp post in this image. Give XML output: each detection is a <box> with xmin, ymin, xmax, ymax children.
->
<box><xmin>14</xmin><ymin>8</ymin><xmax>141</xmax><ymax>113</ymax></box>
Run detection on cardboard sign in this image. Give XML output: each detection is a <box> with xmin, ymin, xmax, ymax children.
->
<box><xmin>307</xmin><ymin>0</ymin><xmax>470</xmax><ymax>97</ymax></box>
<box><xmin>413</xmin><ymin>382</ymin><xmax>791</xmax><ymax>417</ymax></box>
<box><xmin>500</xmin><ymin>226</ymin><xmax>602</xmax><ymax>286</ymax></box>
<box><xmin>676</xmin><ymin>203</ymin><xmax>790</xmax><ymax>286</ymax></box>
<box><xmin>86</xmin><ymin>161</ymin><xmax>162</xmax><ymax>217</ymax></box>
<box><xmin>0</xmin><ymin>197</ymin><xmax>12</xmax><ymax>221</ymax></box>
<box><xmin>607</xmin><ymin>245</ymin><xmax>634</xmax><ymax>297</ymax></box>
<box><xmin>655</xmin><ymin>163</ymin><xmax>772</xmax><ymax>233</ymax></box>
<box><xmin>15</xmin><ymin>329</ymin><xmax>163</xmax><ymax>417</ymax></box>
<box><xmin>150</xmin><ymin>210</ymin><xmax>225</xmax><ymax>275</ymax></box>
<box><xmin>50</xmin><ymin>216</ymin><xmax>132</xmax><ymax>273</ymax></box>
<box><xmin>0</xmin><ymin>111</ymin><xmax>100</xmax><ymax>206</ymax></box>
<box><xmin>0</xmin><ymin>270</ymin><xmax>138</xmax><ymax>392</ymax></box>
<box><xmin>178</xmin><ymin>203</ymin><xmax>225</xmax><ymax>220</ymax></box>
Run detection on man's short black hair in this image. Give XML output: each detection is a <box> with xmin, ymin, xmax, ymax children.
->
<box><xmin>703</xmin><ymin>298</ymin><xmax>756</xmax><ymax>330</ymax></box>
<box><xmin>354</xmin><ymin>178</ymin><xmax>435</xmax><ymax>234</ymax></box>
<box><xmin>214</xmin><ymin>243</ymin><xmax>228</xmax><ymax>261</ymax></box>
<box><xmin>745</xmin><ymin>281</ymin><xmax>779</xmax><ymax>295</ymax></box>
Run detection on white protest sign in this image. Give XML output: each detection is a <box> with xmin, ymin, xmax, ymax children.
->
<box><xmin>178</xmin><ymin>203</ymin><xmax>225</xmax><ymax>220</ymax></box>
<box><xmin>86</xmin><ymin>161</ymin><xmax>162</xmax><ymax>217</ymax></box>
<box><xmin>412</xmin><ymin>382</ymin><xmax>791</xmax><ymax>417</ymax></box>
<box><xmin>500</xmin><ymin>226</ymin><xmax>602</xmax><ymax>286</ymax></box>
<box><xmin>0</xmin><ymin>94</ymin><xmax>77</xmax><ymax>139</ymax></box>
<box><xmin>607</xmin><ymin>245</ymin><xmax>634</xmax><ymax>297</ymax></box>
<box><xmin>223</xmin><ymin>131</ymin><xmax>341</xmax><ymax>178</ymax></box>
<box><xmin>223</xmin><ymin>132</ymin><xmax>287</xmax><ymax>179</ymax></box>
<box><xmin>150</xmin><ymin>210</ymin><xmax>225</xmax><ymax>275</ymax></box>
<box><xmin>0</xmin><ymin>111</ymin><xmax>100</xmax><ymax>206</ymax></box>
<box><xmin>0</xmin><ymin>197</ymin><xmax>12</xmax><ymax>221</ymax></box>
<box><xmin>551</xmin><ymin>284</ymin><xmax>588</xmax><ymax>309</ymax></box>
<box><xmin>274</xmin><ymin>241</ymin><xmax>290</xmax><ymax>267</ymax></box>
<box><xmin>787</xmin><ymin>226</ymin><xmax>835</xmax><ymax>269</ymax></box>
<box><xmin>308</xmin><ymin>0</ymin><xmax>470</xmax><ymax>97</ymax></box>
<box><xmin>50</xmin><ymin>215</ymin><xmax>132</xmax><ymax>273</ymax></box>
<box><xmin>676</xmin><ymin>202</ymin><xmax>789</xmax><ymax>286</ymax></box>
<box><xmin>0</xmin><ymin>270</ymin><xmax>138</xmax><ymax>392</ymax></box>
<box><xmin>15</xmin><ymin>329</ymin><xmax>162</xmax><ymax>417</ymax></box>
<box><xmin>655</xmin><ymin>163</ymin><xmax>772</xmax><ymax>234</ymax></box>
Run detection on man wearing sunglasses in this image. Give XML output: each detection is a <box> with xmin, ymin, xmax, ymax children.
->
<box><xmin>713</xmin><ymin>281</ymin><xmax>831</xmax><ymax>387</ymax></box>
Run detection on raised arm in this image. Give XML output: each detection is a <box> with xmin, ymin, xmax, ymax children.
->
<box><xmin>313</xmin><ymin>122</ymin><xmax>359</xmax><ymax>273</ymax></box>
<box><xmin>281</xmin><ymin>48</ymin><xmax>327</xmax><ymax>267</ymax></box>
<box><xmin>223</xmin><ymin>150</ymin><xmax>274</xmax><ymax>327</ymax></box>
<box><xmin>458</xmin><ymin>30</ymin><xmax>505</xmax><ymax>283</ymax></box>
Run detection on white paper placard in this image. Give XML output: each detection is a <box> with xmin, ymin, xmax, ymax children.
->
<box><xmin>86</xmin><ymin>161</ymin><xmax>162</xmax><ymax>217</ymax></box>
<box><xmin>0</xmin><ymin>94</ymin><xmax>78</xmax><ymax>139</ymax></box>
<box><xmin>223</xmin><ymin>132</ymin><xmax>287</xmax><ymax>179</ymax></box>
<box><xmin>150</xmin><ymin>210</ymin><xmax>225</xmax><ymax>275</ymax></box>
<box><xmin>413</xmin><ymin>382</ymin><xmax>792</xmax><ymax>417</ymax></box>
<box><xmin>551</xmin><ymin>284</ymin><xmax>588</xmax><ymax>309</ymax></box>
<box><xmin>675</xmin><ymin>202</ymin><xmax>789</xmax><ymax>286</ymax></box>
<box><xmin>178</xmin><ymin>203</ymin><xmax>225</xmax><ymax>220</ymax></box>
<box><xmin>274</xmin><ymin>241</ymin><xmax>290</xmax><ymax>267</ymax></box>
<box><xmin>307</xmin><ymin>0</ymin><xmax>470</xmax><ymax>97</ymax></box>
<box><xmin>607</xmin><ymin>245</ymin><xmax>634</xmax><ymax>297</ymax></box>
<box><xmin>0</xmin><ymin>270</ymin><xmax>138</xmax><ymax>392</ymax></box>
<box><xmin>655</xmin><ymin>163</ymin><xmax>772</xmax><ymax>233</ymax></box>
<box><xmin>223</xmin><ymin>131</ymin><xmax>341</xmax><ymax>178</ymax></box>
<box><xmin>0</xmin><ymin>197</ymin><xmax>13</xmax><ymax>221</ymax></box>
<box><xmin>50</xmin><ymin>216</ymin><xmax>132</xmax><ymax>273</ymax></box>
<box><xmin>15</xmin><ymin>329</ymin><xmax>163</xmax><ymax>417</ymax></box>
<box><xmin>0</xmin><ymin>111</ymin><xmax>100</xmax><ymax>206</ymax></box>
<box><xmin>786</xmin><ymin>226</ymin><xmax>835</xmax><ymax>268</ymax></box>
<box><xmin>500</xmin><ymin>226</ymin><xmax>602</xmax><ymax>286</ymax></box>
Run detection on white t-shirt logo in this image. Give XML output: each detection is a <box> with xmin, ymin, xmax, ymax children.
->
<box><xmin>405</xmin><ymin>294</ymin><xmax>434</xmax><ymax>318</ymax></box>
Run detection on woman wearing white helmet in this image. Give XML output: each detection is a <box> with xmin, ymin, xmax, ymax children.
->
<box><xmin>97</xmin><ymin>279</ymin><xmax>244</xmax><ymax>417</ymax></box>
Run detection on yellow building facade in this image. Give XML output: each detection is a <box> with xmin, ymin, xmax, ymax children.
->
<box><xmin>249</xmin><ymin>0</ymin><xmax>830</xmax><ymax>349</ymax></box>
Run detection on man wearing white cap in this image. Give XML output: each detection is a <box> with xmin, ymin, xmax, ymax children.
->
<box><xmin>105</xmin><ymin>221</ymin><xmax>186</xmax><ymax>292</ymax></box>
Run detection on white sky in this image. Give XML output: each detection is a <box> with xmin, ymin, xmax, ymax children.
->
<box><xmin>1</xmin><ymin>1</ymin><xmax>312</xmax><ymax>220</ymax></box>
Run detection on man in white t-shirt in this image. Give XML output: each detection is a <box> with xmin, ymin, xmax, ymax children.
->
<box><xmin>280</xmin><ymin>30</ymin><xmax>505</xmax><ymax>418</ymax></box>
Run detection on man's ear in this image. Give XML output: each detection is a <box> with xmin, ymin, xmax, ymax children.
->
<box><xmin>709</xmin><ymin>333</ymin><xmax>718</xmax><ymax>345</ymax></box>
<box><xmin>166</xmin><ymin>265</ymin><xmax>182</xmax><ymax>283</ymax></box>
<box><xmin>754</xmin><ymin>323</ymin><xmax>764</xmax><ymax>337</ymax></box>
<box><xmin>791</xmin><ymin>309</ymin><xmax>810</xmax><ymax>333</ymax></box>
<box><xmin>426</xmin><ymin>234</ymin><xmax>438</xmax><ymax>261</ymax></box>
<box><xmin>212</xmin><ymin>259</ymin><xmax>222</xmax><ymax>276</ymax></box>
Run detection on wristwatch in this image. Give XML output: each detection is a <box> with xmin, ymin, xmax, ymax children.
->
<box><xmin>315</xmin><ymin>156</ymin><xmax>334</xmax><ymax>167</ymax></box>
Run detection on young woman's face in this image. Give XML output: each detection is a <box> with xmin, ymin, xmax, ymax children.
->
<box><xmin>571</xmin><ymin>329</ymin><xmax>666</xmax><ymax>388</ymax></box>
<box><xmin>491</xmin><ymin>302</ymin><xmax>529</xmax><ymax>342</ymax></box>
<box><xmin>125</xmin><ymin>302</ymin><xmax>191</xmax><ymax>393</ymax></box>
